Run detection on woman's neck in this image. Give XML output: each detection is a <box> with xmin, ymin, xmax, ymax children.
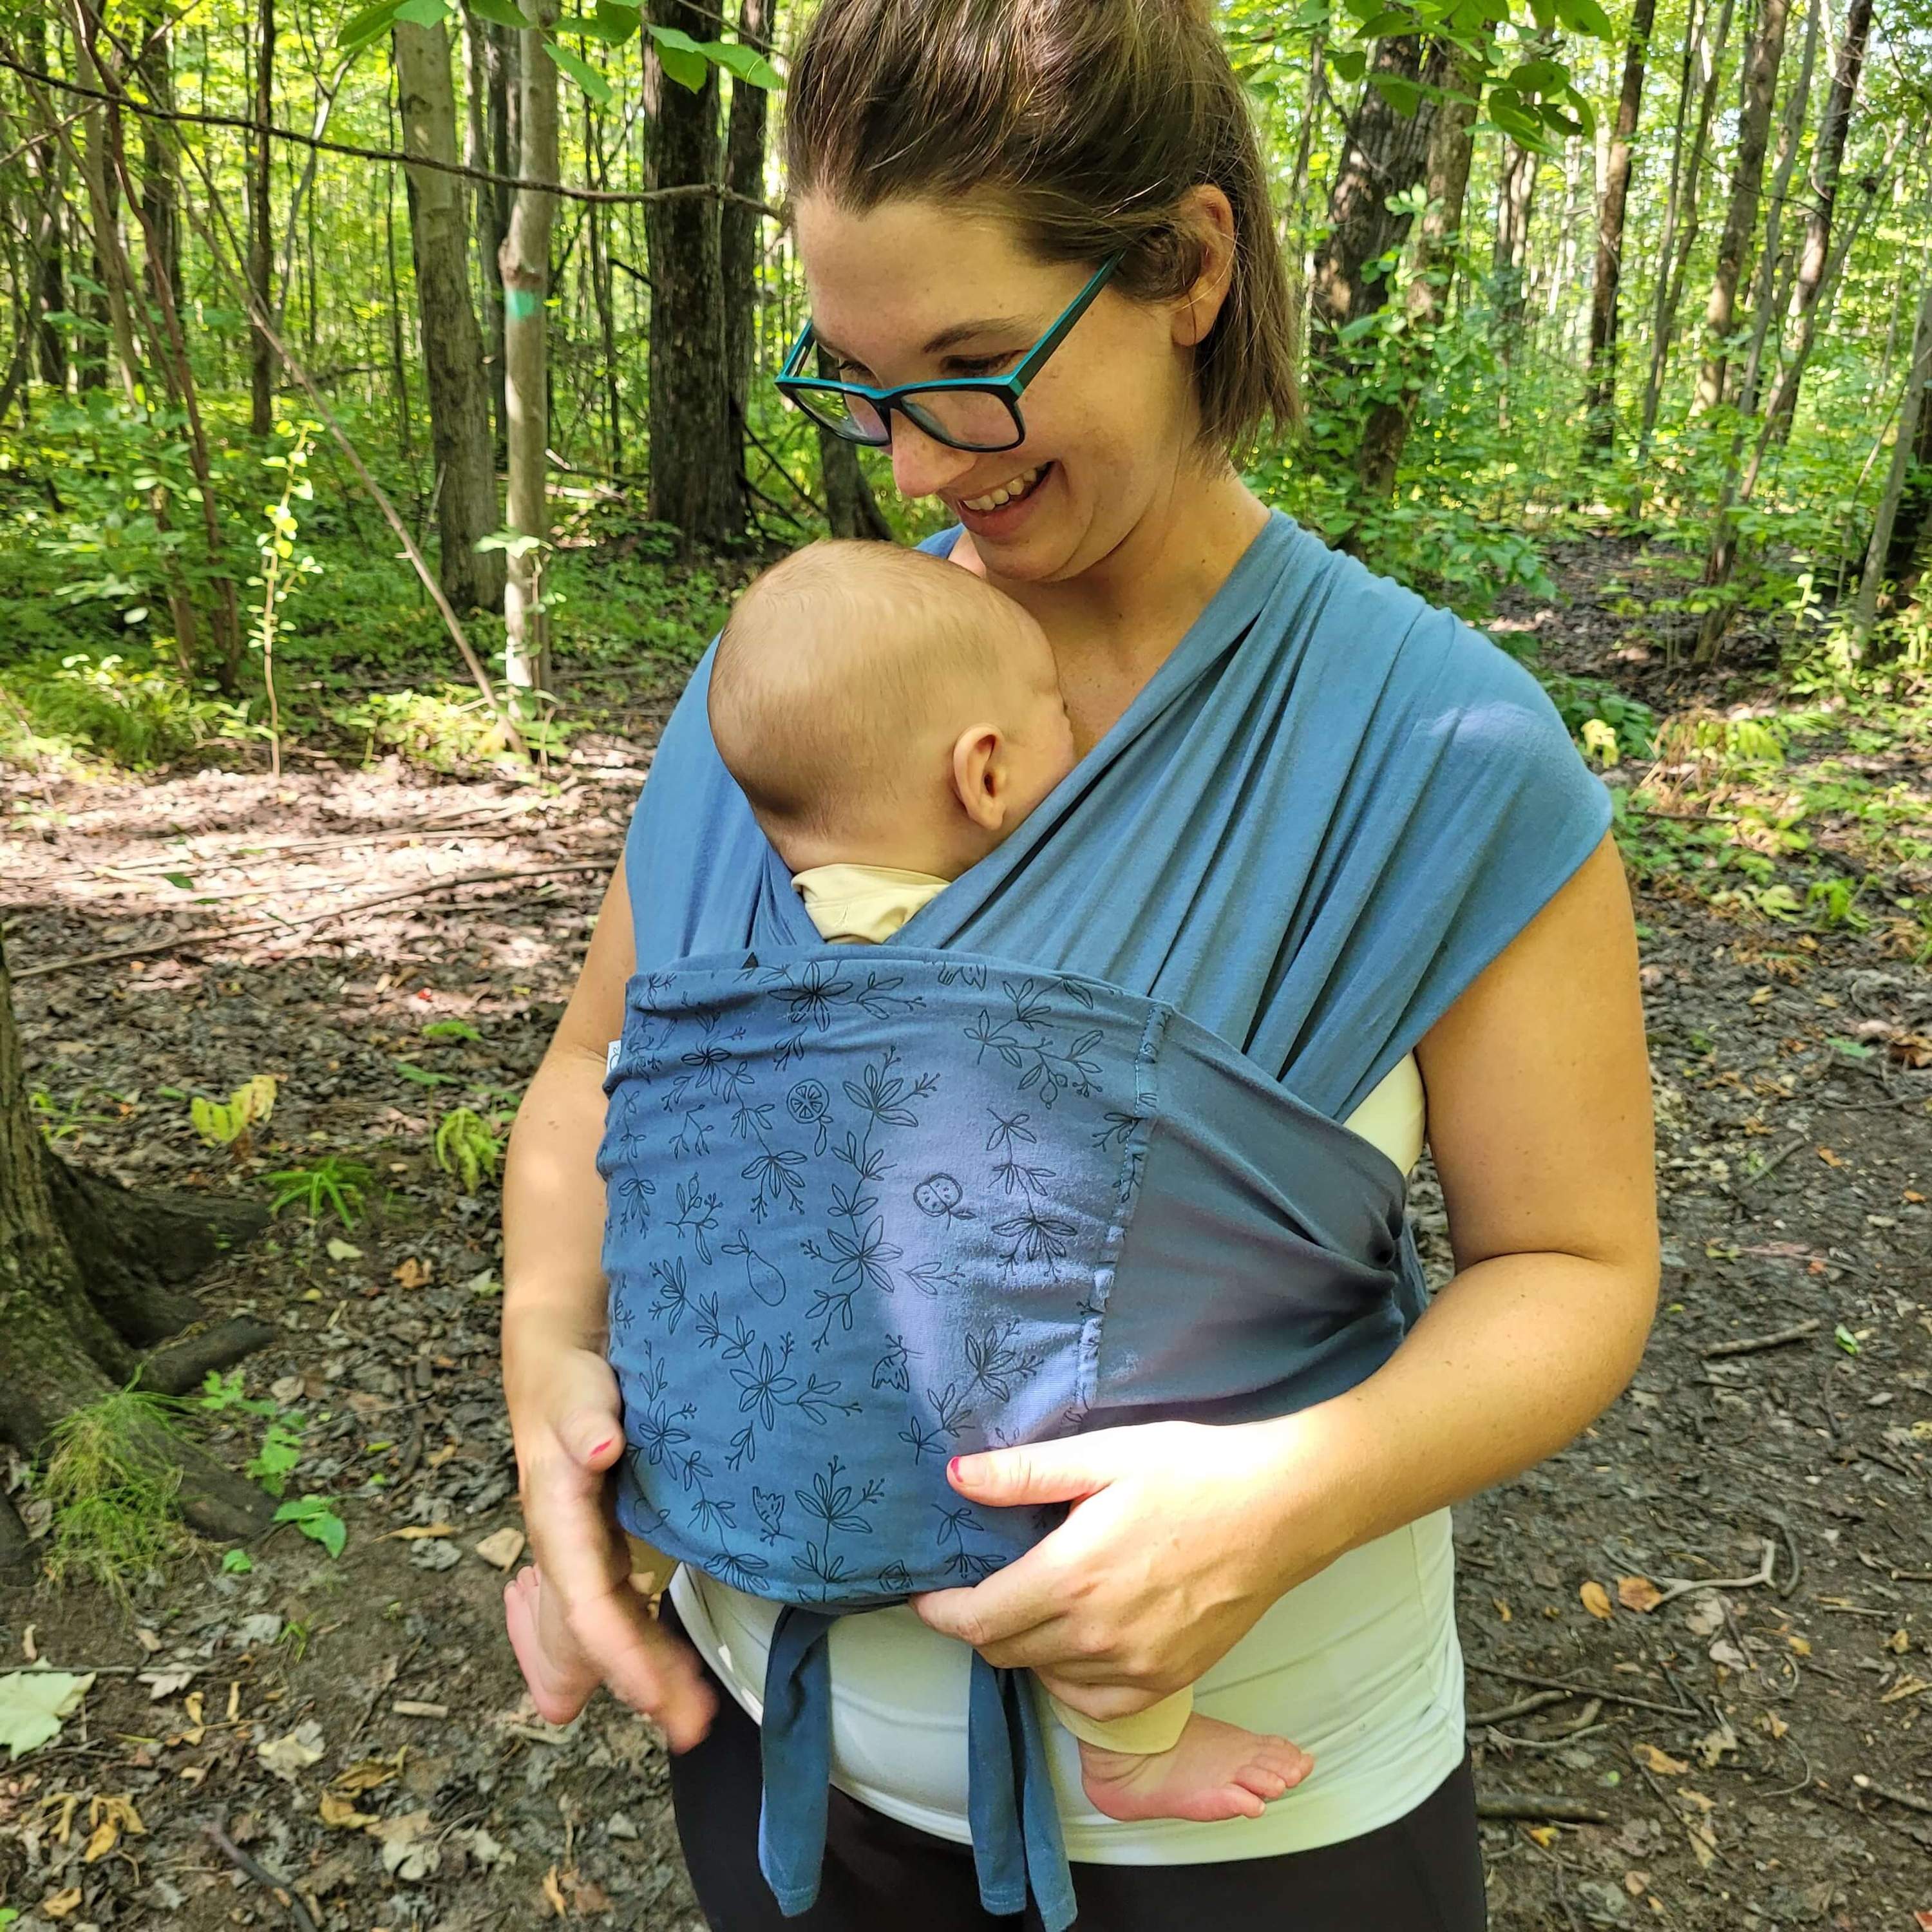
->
<box><xmin>955</xmin><ymin>468</ymin><xmax>1271</xmax><ymax>757</ymax></box>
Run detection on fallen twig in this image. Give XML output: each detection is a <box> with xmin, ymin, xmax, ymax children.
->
<box><xmin>1466</xmin><ymin>1660</ymin><xmax>1692</xmax><ymax>1719</ymax></box>
<box><xmin>1634</xmin><ymin>1538</ymin><xmax>1778</xmax><ymax>1613</ymax></box>
<box><xmin>1700</xmin><ymin>1319</ymin><xmax>1821</xmax><ymax>1359</ymax></box>
<box><xmin>1737</xmin><ymin>1135</ymin><xmax>1809</xmax><ymax>1188</ymax></box>
<box><xmin>200</xmin><ymin>1819</ymin><xmax>321</xmax><ymax>1932</ymax></box>
<box><xmin>1852</xmin><ymin>1774</ymin><xmax>1932</xmax><ymax>1816</ymax></box>
<box><xmin>1473</xmin><ymin>1794</ymin><xmax>1611</xmax><ymax>1824</ymax></box>
<box><xmin>1889</xmin><ymin>1569</ymin><xmax>1932</xmax><ymax>1583</ymax></box>
<box><xmin>14</xmin><ymin>858</ymin><xmax>616</xmax><ymax>980</ymax></box>
<box><xmin>1466</xmin><ymin>1689</ymin><xmax>1573</xmax><ymax>1727</ymax></box>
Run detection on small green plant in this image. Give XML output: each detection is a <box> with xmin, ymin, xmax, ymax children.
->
<box><xmin>32</xmin><ymin>1386</ymin><xmax>200</xmax><ymax>1612</ymax></box>
<box><xmin>247</xmin><ymin>421</ymin><xmax>325</xmax><ymax>779</ymax></box>
<box><xmin>433</xmin><ymin>1106</ymin><xmax>507</xmax><ymax>1192</ymax></box>
<box><xmin>273</xmin><ymin>1494</ymin><xmax>346</xmax><ymax>1558</ymax></box>
<box><xmin>30</xmin><ymin>1086</ymin><xmax>121</xmax><ymax>1147</ymax></box>
<box><xmin>267</xmin><ymin>1153</ymin><xmax>372</xmax><ymax>1228</ymax></box>
<box><xmin>190</xmin><ymin>1074</ymin><xmax>278</xmax><ymax>1153</ymax></box>
<box><xmin>247</xmin><ymin>1418</ymin><xmax>307</xmax><ymax>1497</ymax></box>
<box><xmin>421</xmin><ymin>1017</ymin><xmax>481</xmax><ymax>1043</ymax></box>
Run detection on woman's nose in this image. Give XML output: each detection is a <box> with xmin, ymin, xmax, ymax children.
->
<box><xmin>888</xmin><ymin>415</ymin><xmax>979</xmax><ymax>500</ymax></box>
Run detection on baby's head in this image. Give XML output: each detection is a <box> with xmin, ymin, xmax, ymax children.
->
<box><xmin>708</xmin><ymin>540</ymin><xmax>1076</xmax><ymax>878</ymax></box>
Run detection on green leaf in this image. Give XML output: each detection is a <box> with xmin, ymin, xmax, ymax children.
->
<box><xmin>594</xmin><ymin>0</ymin><xmax>641</xmax><ymax>39</ymax></box>
<box><xmin>698</xmin><ymin>37</ymin><xmax>782</xmax><ymax>88</ymax></box>
<box><xmin>556</xmin><ymin>10</ymin><xmax>622</xmax><ymax>39</ymax></box>
<box><xmin>648</xmin><ymin>22</ymin><xmax>709</xmax><ymax>88</ymax></box>
<box><xmin>1834</xmin><ymin>1323</ymin><xmax>1859</xmax><ymax>1355</ymax></box>
<box><xmin>1329</xmin><ymin>44</ymin><xmax>1367</xmax><ymax>81</ymax></box>
<box><xmin>393</xmin><ymin>0</ymin><xmax>450</xmax><ymax>24</ymax></box>
<box><xmin>466</xmin><ymin>0</ymin><xmax>531</xmax><ymax>24</ymax></box>
<box><xmin>0</xmin><ymin>1671</ymin><xmax>95</xmax><ymax>1762</ymax></box>
<box><xmin>337</xmin><ymin>0</ymin><xmax>404</xmax><ymax>49</ymax></box>
<box><xmin>422</xmin><ymin>1017</ymin><xmax>482</xmax><ymax>1042</ymax></box>
<box><xmin>1553</xmin><ymin>0</ymin><xmax>1613</xmax><ymax>33</ymax></box>
<box><xmin>544</xmin><ymin>35</ymin><xmax>612</xmax><ymax>99</ymax></box>
<box><xmin>395</xmin><ymin>1060</ymin><xmax>459</xmax><ymax>1088</ymax></box>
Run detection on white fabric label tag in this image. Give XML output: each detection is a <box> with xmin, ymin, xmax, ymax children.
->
<box><xmin>606</xmin><ymin>1039</ymin><xmax>621</xmax><ymax>1074</ymax></box>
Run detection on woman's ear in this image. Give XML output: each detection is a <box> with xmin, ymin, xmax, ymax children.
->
<box><xmin>951</xmin><ymin>723</ymin><xmax>1008</xmax><ymax>833</ymax></box>
<box><xmin>1171</xmin><ymin>183</ymin><xmax>1237</xmax><ymax>350</ymax></box>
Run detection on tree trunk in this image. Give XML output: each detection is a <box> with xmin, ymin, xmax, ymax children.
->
<box><xmin>463</xmin><ymin>12</ymin><xmax>513</xmax><ymax>462</ymax></box>
<box><xmin>133</xmin><ymin>1</ymin><xmax>181</xmax><ymax>325</ymax></box>
<box><xmin>20</xmin><ymin>14</ymin><xmax>68</xmax><ymax>392</ymax></box>
<box><xmin>814</xmin><ymin>345</ymin><xmax>894</xmax><ymax>540</ymax></box>
<box><xmin>501</xmin><ymin>0</ymin><xmax>560</xmax><ymax>705</ymax></box>
<box><xmin>1582</xmin><ymin>0</ymin><xmax>1658</xmax><ymax>458</ymax></box>
<box><xmin>395</xmin><ymin>17</ymin><xmax>506</xmax><ymax>614</ymax></box>
<box><xmin>1854</xmin><ymin>275</ymin><xmax>1932</xmax><ymax>651</ymax></box>
<box><xmin>64</xmin><ymin>5</ymin><xmax>143</xmax><ymax>406</ymax></box>
<box><xmin>1637</xmin><ymin>0</ymin><xmax>1736</xmax><ymax>465</ymax></box>
<box><xmin>1356</xmin><ymin>32</ymin><xmax>1488</xmax><ymax>500</ymax></box>
<box><xmin>1309</xmin><ymin>28</ymin><xmax>1447</xmax><ymax>354</ymax></box>
<box><xmin>1747</xmin><ymin>0</ymin><xmax>1874</xmax><ymax>480</ymax></box>
<box><xmin>249</xmin><ymin>0</ymin><xmax>275</xmax><ymax>437</ymax></box>
<box><xmin>722</xmin><ymin>0</ymin><xmax>773</xmax><ymax>440</ymax></box>
<box><xmin>645</xmin><ymin>0</ymin><xmax>744</xmax><ymax>551</ymax></box>
<box><xmin>0</xmin><ymin>939</ymin><xmax>277</xmax><ymax>1577</ymax></box>
<box><xmin>1692</xmin><ymin>0</ymin><xmax>1791</xmax><ymax>417</ymax></box>
<box><xmin>1493</xmin><ymin>136</ymin><xmax>1539</xmax><ymax>355</ymax></box>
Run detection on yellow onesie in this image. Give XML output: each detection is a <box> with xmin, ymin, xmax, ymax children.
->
<box><xmin>625</xmin><ymin>860</ymin><xmax>1426</xmax><ymax>1763</ymax></box>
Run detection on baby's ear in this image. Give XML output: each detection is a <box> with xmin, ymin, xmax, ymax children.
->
<box><xmin>951</xmin><ymin>723</ymin><xmax>1006</xmax><ymax>829</ymax></box>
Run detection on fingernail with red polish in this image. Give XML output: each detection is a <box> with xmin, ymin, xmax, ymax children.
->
<box><xmin>947</xmin><ymin>1457</ymin><xmax>961</xmax><ymax>1480</ymax></box>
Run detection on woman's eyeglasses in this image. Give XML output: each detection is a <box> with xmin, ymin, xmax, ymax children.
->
<box><xmin>773</xmin><ymin>252</ymin><xmax>1125</xmax><ymax>455</ymax></box>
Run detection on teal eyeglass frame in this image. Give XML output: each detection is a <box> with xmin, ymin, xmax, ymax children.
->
<box><xmin>773</xmin><ymin>250</ymin><xmax>1126</xmax><ymax>453</ymax></box>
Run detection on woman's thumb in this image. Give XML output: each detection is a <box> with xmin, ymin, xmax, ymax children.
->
<box><xmin>947</xmin><ymin>1439</ymin><xmax>1108</xmax><ymax>1508</ymax></box>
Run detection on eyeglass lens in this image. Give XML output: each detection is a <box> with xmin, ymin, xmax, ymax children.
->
<box><xmin>802</xmin><ymin>384</ymin><xmax>1021</xmax><ymax>452</ymax></box>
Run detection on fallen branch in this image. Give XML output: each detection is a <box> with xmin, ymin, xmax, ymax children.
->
<box><xmin>1466</xmin><ymin>1689</ymin><xmax>1573</xmax><ymax>1726</ymax></box>
<box><xmin>1465</xmin><ymin>1661</ymin><xmax>1692</xmax><ymax>1719</ymax></box>
<box><xmin>1852</xmin><ymin>1774</ymin><xmax>1932</xmax><ymax>1816</ymax></box>
<box><xmin>1701</xmin><ymin>1319</ymin><xmax>1821</xmax><ymax>1359</ymax></box>
<box><xmin>1737</xmin><ymin>1136</ymin><xmax>1809</xmax><ymax>1188</ymax></box>
<box><xmin>14</xmin><ymin>859</ymin><xmax>615</xmax><ymax>980</ymax></box>
<box><xmin>200</xmin><ymin>1818</ymin><xmax>321</xmax><ymax>1932</ymax></box>
<box><xmin>1633</xmin><ymin>1538</ymin><xmax>1779</xmax><ymax>1613</ymax></box>
<box><xmin>1474</xmin><ymin>1794</ymin><xmax>1611</xmax><ymax>1824</ymax></box>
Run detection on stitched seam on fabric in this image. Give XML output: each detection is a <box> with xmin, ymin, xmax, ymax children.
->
<box><xmin>1072</xmin><ymin>1000</ymin><xmax>1168</xmax><ymax>1425</ymax></box>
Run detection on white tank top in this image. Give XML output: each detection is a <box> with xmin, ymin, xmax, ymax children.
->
<box><xmin>666</xmin><ymin>1052</ymin><xmax>1468</xmax><ymax>1862</ymax></box>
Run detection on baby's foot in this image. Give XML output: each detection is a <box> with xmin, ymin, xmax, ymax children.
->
<box><xmin>1076</xmin><ymin>1714</ymin><xmax>1313</xmax><ymax>1824</ymax></box>
<box><xmin>503</xmin><ymin>1562</ymin><xmax>603</xmax><ymax>1727</ymax></box>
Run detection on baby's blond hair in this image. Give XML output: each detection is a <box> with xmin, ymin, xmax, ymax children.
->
<box><xmin>708</xmin><ymin>540</ymin><xmax>1049</xmax><ymax>844</ymax></box>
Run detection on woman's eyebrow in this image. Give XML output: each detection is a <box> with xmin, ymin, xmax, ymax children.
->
<box><xmin>814</xmin><ymin>316</ymin><xmax>1032</xmax><ymax>363</ymax></box>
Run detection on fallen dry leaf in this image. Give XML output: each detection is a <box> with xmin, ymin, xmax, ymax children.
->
<box><xmin>1787</xmin><ymin>1633</ymin><xmax>1812</xmax><ymax>1656</ymax></box>
<box><xmin>372</xmin><ymin>1808</ymin><xmax>441</xmax><ymax>1882</ymax></box>
<box><xmin>1761</xmin><ymin>1711</ymin><xmax>1789</xmax><ymax>1740</ymax></box>
<box><xmin>544</xmin><ymin>1861</ymin><xmax>571</xmax><ymax>1913</ymax></box>
<box><xmin>1580</xmin><ymin>1580</ymin><xmax>1613</xmax><ymax>1620</ymax></box>
<box><xmin>383</xmin><ymin>1523</ymin><xmax>455</xmax><ymax>1541</ymax></box>
<box><xmin>1524</xmin><ymin>1824</ymin><xmax>1558</xmax><ymax>1848</ymax></box>
<box><xmin>1635</xmin><ymin>1743</ymin><xmax>1689</xmax><ymax>1774</ymax></box>
<box><xmin>1618</xmin><ymin>1575</ymin><xmax>1664</xmax><ymax>1613</ymax></box>
<box><xmin>1816</xmin><ymin>1145</ymin><xmax>1843</xmax><ymax>1166</ymax></box>
<box><xmin>1624</xmin><ymin>1871</ymin><xmax>1651</xmax><ymax>1896</ymax></box>
<box><xmin>474</xmin><ymin>1526</ymin><xmax>527</xmax><ymax>1571</ymax></box>
<box><xmin>1880</xmin><ymin>1675</ymin><xmax>1930</xmax><ymax>1704</ymax></box>
<box><xmin>257</xmin><ymin>1719</ymin><xmax>326</xmax><ymax>1781</ymax></box>
<box><xmin>393</xmin><ymin>1256</ymin><xmax>433</xmax><ymax>1289</ymax></box>
<box><xmin>319</xmin><ymin>1790</ymin><xmax>380</xmax><ymax>1830</ymax></box>
<box><xmin>1887</xmin><ymin>1629</ymin><xmax>1911</xmax><ymax>1654</ymax></box>
<box><xmin>41</xmin><ymin>1886</ymin><xmax>82</xmax><ymax>1919</ymax></box>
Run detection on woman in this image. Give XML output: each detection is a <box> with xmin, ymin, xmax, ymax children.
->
<box><xmin>500</xmin><ymin>2</ymin><xmax>1660</xmax><ymax>1926</ymax></box>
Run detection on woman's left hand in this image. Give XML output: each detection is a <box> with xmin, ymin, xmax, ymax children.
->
<box><xmin>907</xmin><ymin>1414</ymin><xmax>1356</xmax><ymax>1725</ymax></box>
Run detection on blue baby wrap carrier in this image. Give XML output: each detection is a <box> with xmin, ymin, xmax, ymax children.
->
<box><xmin>603</xmin><ymin>512</ymin><xmax>1613</xmax><ymax>1927</ymax></box>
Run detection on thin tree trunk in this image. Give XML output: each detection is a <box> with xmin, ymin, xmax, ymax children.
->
<box><xmin>395</xmin><ymin>15</ymin><xmax>506</xmax><ymax>613</ymax></box>
<box><xmin>1356</xmin><ymin>32</ymin><xmax>1488</xmax><ymax>500</ymax></box>
<box><xmin>1692</xmin><ymin>0</ymin><xmax>1792</xmax><ymax>416</ymax></box>
<box><xmin>1285</xmin><ymin>24</ymin><xmax>1327</xmax><ymax>312</ymax></box>
<box><xmin>64</xmin><ymin>5</ymin><xmax>142</xmax><ymax>406</ymax></box>
<box><xmin>249</xmin><ymin>0</ymin><xmax>275</xmax><ymax>436</ymax></box>
<box><xmin>133</xmin><ymin>1</ymin><xmax>180</xmax><ymax>323</ymax></box>
<box><xmin>1637</xmin><ymin>0</ymin><xmax>1736</xmax><ymax>464</ymax></box>
<box><xmin>586</xmin><ymin>98</ymin><xmax>623</xmax><ymax>470</ymax></box>
<box><xmin>1747</xmin><ymin>0</ymin><xmax>1875</xmax><ymax>479</ymax></box>
<box><xmin>645</xmin><ymin>0</ymin><xmax>744</xmax><ymax>550</ymax></box>
<box><xmin>722</xmin><ymin>0</ymin><xmax>772</xmax><ymax>450</ymax></box>
<box><xmin>1582</xmin><ymin>0</ymin><xmax>1658</xmax><ymax>457</ymax></box>
<box><xmin>1853</xmin><ymin>274</ymin><xmax>1932</xmax><ymax>650</ymax></box>
<box><xmin>502</xmin><ymin>0</ymin><xmax>560</xmax><ymax>705</ymax></box>
<box><xmin>1310</xmin><ymin>27</ymin><xmax>1447</xmax><ymax>353</ymax></box>
<box><xmin>21</xmin><ymin>14</ymin><xmax>68</xmax><ymax>392</ymax></box>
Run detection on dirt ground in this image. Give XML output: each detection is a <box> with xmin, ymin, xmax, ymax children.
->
<box><xmin>2</xmin><ymin>585</ymin><xmax>1929</xmax><ymax>1931</ymax></box>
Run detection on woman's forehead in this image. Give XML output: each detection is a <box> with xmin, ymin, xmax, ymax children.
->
<box><xmin>793</xmin><ymin>196</ymin><xmax>1059</xmax><ymax>357</ymax></box>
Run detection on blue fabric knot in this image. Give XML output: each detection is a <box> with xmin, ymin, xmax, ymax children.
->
<box><xmin>757</xmin><ymin>1604</ymin><xmax>1075</xmax><ymax>1929</ymax></box>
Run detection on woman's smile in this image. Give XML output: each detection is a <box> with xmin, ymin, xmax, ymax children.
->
<box><xmin>954</xmin><ymin>460</ymin><xmax>1054</xmax><ymax>533</ymax></box>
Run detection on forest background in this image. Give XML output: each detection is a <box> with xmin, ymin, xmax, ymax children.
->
<box><xmin>0</xmin><ymin>0</ymin><xmax>1930</xmax><ymax>1927</ymax></box>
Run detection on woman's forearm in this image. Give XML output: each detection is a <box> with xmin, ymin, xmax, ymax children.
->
<box><xmin>502</xmin><ymin>1039</ymin><xmax>616</xmax><ymax>1378</ymax></box>
<box><xmin>1263</xmin><ymin>1248</ymin><xmax>1660</xmax><ymax>1594</ymax></box>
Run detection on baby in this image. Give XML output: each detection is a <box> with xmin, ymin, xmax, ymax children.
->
<box><xmin>506</xmin><ymin>538</ymin><xmax>1312</xmax><ymax>1826</ymax></box>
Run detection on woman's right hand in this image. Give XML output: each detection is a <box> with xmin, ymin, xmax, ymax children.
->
<box><xmin>508</xmin><ymin>1335</ymin><xmax>717</xmax><ymax>1750</ymax></box>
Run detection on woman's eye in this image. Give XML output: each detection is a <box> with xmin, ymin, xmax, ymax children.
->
<box><xmin>948</xmin><ymin>353</ymin><xmax>1016</xmax><ymax>378</ymax></box>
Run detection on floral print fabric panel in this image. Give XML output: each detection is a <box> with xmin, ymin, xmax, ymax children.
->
<box><xmin>596</xmin><ymin>949</ymin><xmax>1163</xmax><ymax>1609</ymax></box>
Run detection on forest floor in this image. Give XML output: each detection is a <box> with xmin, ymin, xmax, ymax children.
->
<box><xmin>1</xmin><ymin>538</ymin><xmax>1930</xmax><ymax>1932</ymax></box>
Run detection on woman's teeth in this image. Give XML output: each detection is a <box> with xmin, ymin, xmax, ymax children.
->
<box><xmin>962</xmin><ymin>465</ymin><xmax>1045</xmax><ymax>513</ymax></box>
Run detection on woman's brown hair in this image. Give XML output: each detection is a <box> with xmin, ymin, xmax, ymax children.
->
<box><xmin>779</xmin><ymin>0</ymin><xmax>1302</xmax><ymax>461</ymax></box>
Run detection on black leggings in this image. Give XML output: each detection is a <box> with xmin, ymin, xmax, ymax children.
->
<box><xmin>660</xmin><ymin>1595</ymin><xmax>1488</xmax><ymax>1931</ymax></box>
